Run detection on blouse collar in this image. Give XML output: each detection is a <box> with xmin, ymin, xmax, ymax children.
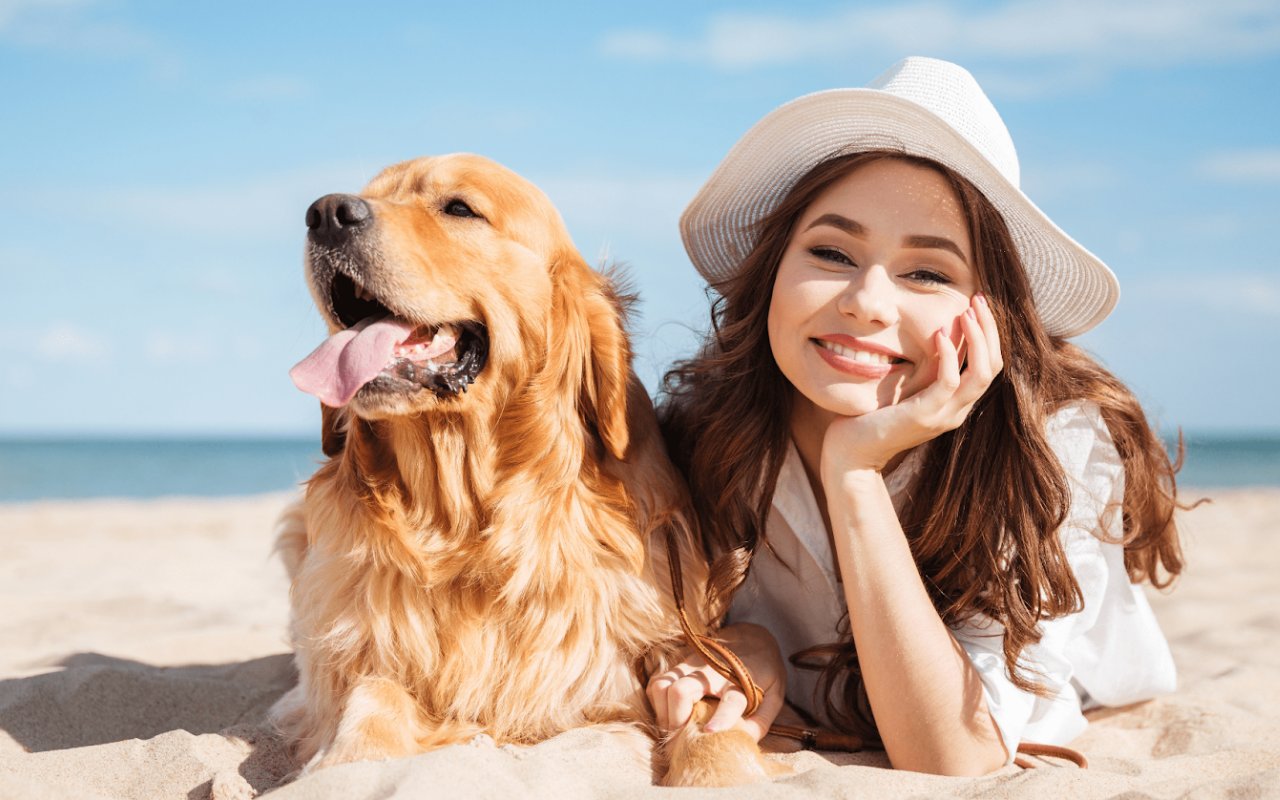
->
<box><xmin>770</xmin><ymin>440</ymin><xmax>926</xmax><ymax>584</ymax></box>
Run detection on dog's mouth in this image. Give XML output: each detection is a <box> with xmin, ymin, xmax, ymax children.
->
<box><xmin>290</xmin><ymin>271</ymin><xmax>490</xmax><ymax>408</ymax></box>
<box><xmin>371</xmin><ymin>319</ymin><xmax>488</xmax><ymax>397</ymax></box>
<box><xmin>330</xmin><ymin>271</ymin><xmax>488</xmax><ymax>396</ymax></box>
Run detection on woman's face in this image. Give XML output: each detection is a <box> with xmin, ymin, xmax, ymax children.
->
<box><xmin>768</xmin><ymin>158</ymin><xmax>978</xmax><ymax>420</ymax></box>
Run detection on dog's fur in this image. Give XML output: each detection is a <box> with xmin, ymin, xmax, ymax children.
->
<box><xmin>271</xmin><ymin>153</ymin><xmax>775</xmax><ymax>785</ymax></box>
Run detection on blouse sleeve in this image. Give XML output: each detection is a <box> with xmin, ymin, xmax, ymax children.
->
<box><xmin>949</xmin><ymin>402</ymin><xmax>1177</xmax><ymax>761</ymax></box>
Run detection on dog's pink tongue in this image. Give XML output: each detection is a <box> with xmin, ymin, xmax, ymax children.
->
<box><xmin>290</xmin><ymin>317</ymin><xmax>417</xmax><ymax>407</ymax></box>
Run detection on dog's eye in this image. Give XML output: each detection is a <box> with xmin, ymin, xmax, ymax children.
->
<box><xmin>444</xmin><ymin>199</ymin><xmax>482</xmax><ymax>219</ymax></box>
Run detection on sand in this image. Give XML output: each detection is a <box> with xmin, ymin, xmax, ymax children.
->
<box><xmin>1</xmin><ymin>488</ymin><xmax>1278</xmax><ymax>799</ymax></box>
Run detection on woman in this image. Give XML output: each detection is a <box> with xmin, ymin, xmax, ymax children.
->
<box><xmin>648</xmin><ymin>57</ymin><xmax>1186</xmax><ymax>776</ymax></box>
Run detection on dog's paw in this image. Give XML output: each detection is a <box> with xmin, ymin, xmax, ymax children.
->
<box><xmin>661</xmin><ymin>724</ymin><xmax>790</xmax><ymax>787</ymax></box>
<box><xmin>209</xmin><ymin>769</ymin><xmax>256</xmax><ymax>800</ymax></box>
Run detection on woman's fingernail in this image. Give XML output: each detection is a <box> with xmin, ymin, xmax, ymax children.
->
<box><xmin>976</xmin><ymin>293</ymin><xmax>987</xmax><ymax>305</ymax></box>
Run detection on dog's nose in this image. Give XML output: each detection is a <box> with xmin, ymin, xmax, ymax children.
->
<box><xmin>306</xmin><ymin>194</ymin><xmax>372</xmax><ymax>243</ymax></box>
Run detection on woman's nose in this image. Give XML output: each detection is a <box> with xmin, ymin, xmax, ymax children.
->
<box><xmin>836</xmin><ymin>265</ymin><xmax>898</xmax><ymax>325</ymax></box>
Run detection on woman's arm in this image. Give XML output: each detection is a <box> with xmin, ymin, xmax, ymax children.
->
<box><xmin>827</xmin><ymin>469</ymin><xmax>1007</xmax><ymax>774</ymax></box>
<box><xmin>820</xmin><ymin>295</ymin><xmax>1007</xmax><ymax>774</ymax></box>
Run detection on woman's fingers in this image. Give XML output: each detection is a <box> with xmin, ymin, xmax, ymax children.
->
<box><xmin>667</xmin><ymin>674</ymin><xmax>709</xmax><ymax>733</ymax></box>
<box><xmin>975</xmin><ymin>294</ymin><xmax>1003</xmax><ymax>373</ymax></box>
<box><xmin>935</xmin><ymin>326</ymin><xmax>961</xmax><ymax>393</ymax></box>
<box><xmin>907</xmin><ymin>327</ymin><xmax>961</xmax><ymax>418</ymax></box>
<box><xmin>739</xmin><ymin>671</ymin><xmax>787</xmax><ymax>741</ymax></box>
<box><xmin>648</xmin><ymin>668</ymin><xmax>773</xmax><ymax>737</ymax></box>
<box><xmin>704</xmin><ymin>687</ymin><xmax>749</xmax><ymax>733</ymax></box>
<box><xmin>908</xmin><ymin>311</ymin><xmax>994</xmax><ymax>433</ymax></box>
<box><xmin>956</xmin><ymin>306</ymin><xmax>991</xmax><ymax>400</ymax></box>
<box><xmin>646</xmin><ymin>672</ymin><xmax>677</xmax><ymax>729</ymax></box>
<box><xmin>646</xmin><ymin>624</ymin><xmax>788</xmax><ymax>738</ymax></box>
<box><xmin>953</xmin><ymin>296</ymin><xmax>1004</xmax><ymax>410</ymax></box>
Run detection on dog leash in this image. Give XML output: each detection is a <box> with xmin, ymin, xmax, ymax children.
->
<box><xmin>664</xmin><ymin>525</ymin><xmax>766</xmax><ymax>716</ymax></box>
<box><xmin>662</xmin><ymin>528</ymin><xmax>1088</xmax><ymax>768</ymax></box>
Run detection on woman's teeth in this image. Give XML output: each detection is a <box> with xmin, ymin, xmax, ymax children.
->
<box><xmin>819</xmin><ymin>340</ymin><xmax>899</xmax><ymax>365</ymax></box>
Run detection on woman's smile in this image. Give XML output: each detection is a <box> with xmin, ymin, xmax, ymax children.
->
<box><xmin>812</xmin><ymin>335</ymin><xmax>909</xmax><ymax>378</ymax></box>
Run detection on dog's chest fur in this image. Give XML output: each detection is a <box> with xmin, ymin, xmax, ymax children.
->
<box><xmin>291</xmin><ymin>418</ymin><xmax>679</xmax><ymax>743</ymax></box>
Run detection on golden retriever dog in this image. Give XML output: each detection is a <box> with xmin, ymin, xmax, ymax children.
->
<box><xmin>272</xmin><ymin>153</ymin><xmax>776</xmax><ymax>787</ymax></box>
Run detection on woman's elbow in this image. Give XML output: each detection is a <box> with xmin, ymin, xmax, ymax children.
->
<box><xmin>890</xmin><ymin>741</ymin><xmax>1008</xmax><ymax>776</ymax></box>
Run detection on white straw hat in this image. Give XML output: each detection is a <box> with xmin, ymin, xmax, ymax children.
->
<box><xmin>680</xmin><ymin>56</ymin><xmax>1119</xmax><ymax>338</ymax></box>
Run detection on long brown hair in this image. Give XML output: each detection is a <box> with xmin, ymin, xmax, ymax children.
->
<box><xmin>659</xmin><ymin>150</ymin><xmax>1189</xmax><ymax>741</ymax></box>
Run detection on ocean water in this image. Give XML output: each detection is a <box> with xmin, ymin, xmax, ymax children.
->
<box><xmin>0</xmin><ymin>438</ymin><xmax>323</xmax><ymax>502</ymax></box>
<box><xmin>1170</xmin><ymin>434</ymin><xmax>1280</xmax><ymax>491</ymax></box>
<box><xmin>0</xmin><ymin>434</ymin><xmax>1277</xmax><ymax>503</ymax></box>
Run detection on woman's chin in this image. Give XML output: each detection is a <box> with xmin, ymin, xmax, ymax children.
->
<box><xmin>809</xmin><ymin>387</ymin><xmax>889</xmax><ymax>419</ymax></box>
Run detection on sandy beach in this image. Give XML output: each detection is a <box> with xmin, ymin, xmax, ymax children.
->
<box><xmin>1</xmin><ymin>488</ymin><xmax>1277</xmax><ymax>799</ymax></box>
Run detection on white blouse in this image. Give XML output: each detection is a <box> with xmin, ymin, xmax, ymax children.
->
<box><xmin>727</xmin><ymin>401</ymin><xmax>1176</xmax><ymax>759</ymax></box>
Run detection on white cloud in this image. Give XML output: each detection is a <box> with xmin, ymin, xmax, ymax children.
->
<box><xmin>1021</xmin><ymin>161</ymin><xmax>1118</xmax><ymax>201</ymax></box>
<box><xmin>1181</xmin><ymin>212</ymin><xmax>1246</xmax><ymax>240</ymax></box>
<box><xmin>600</xmin><ymin>0</ymin><xmax>1280</xmax><ymax>85</ymax></box>
<box><xmin>1198</xmin><ymin>149</ymin><xmax>1280</xmax><ymax>183</ymax></box>
<box><xmin>598</xmin><ymin>30</ymin><xmax>683</xmax><ymax>61</ymax></box>
<box><xmin>4</xmin><ymin>166</ymin><xmax>698</xmax><ymax>283</ymax></box>
<box><xmin>222</xmin><ymin>75</ymin><xmax>313</xmax><ymax>103</ymax></box>
<box><xmin>35</xmin><ymin>322</ymin><xmax>110</xmax><ymax>360</ymax></box>
<box><xmin>12</xmin><ymin>162</ymin><xmax>378</xmax><ymax>242</ymax></box>
<box><xmin>1114</xmin><ymin>229</ymin><xmax>1146</xmax><ymax>256</ymax></box>
<box><xmin>0</xmin><ymin>0</ymin><xmax>182</xmax><ymax>77</ymax></box>
<box><xmin>532</xmin><ymin>172</ymin><xmax>703</xmax><ymax>241</ymax></box>
<box><xmin>145</xmin><ymin>331</ymin><xmax>215</xmax><ymax>363</ymax></box>
<box><xmin>0</xmin><ymin>0</ymin><xmax>91</xmax><ymax>30</ymax></box>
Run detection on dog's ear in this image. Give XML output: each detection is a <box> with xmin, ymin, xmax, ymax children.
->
<box><xmin>320</xmin><ymin>403</ymin><xmax>347</xmax><ymax>458</ymax></box>
<box><xmin>552</xmin><ymin>253</ymin><xmax>632</xmax><ymax>461</ymax></box>
<box><xmin>583</xmin><ymin>279</ymin><xmax>632</xmax><ymax>461</ymax></box>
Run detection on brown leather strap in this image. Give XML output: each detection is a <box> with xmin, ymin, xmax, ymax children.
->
<box><xmin>665</xmin><ymin>527</ymin><xmax>764</xmax><ymax>717</ymax></box>
<box><xmin>769</xmin><ymin>722</ymin><xmax>1087</xmax><ymax>770</ymax></box>
<box><xmin>767</xmin><ymin>723</ymin><xmax>865</xmax><ymax>751</ymax></box>
<box><xmin>662</xmin><ymin>528</ymin><xmax>1088</xmax><ymax>770</ymax></box>
<box><xmin>1014</xmin><ymin>741</ymin><xmax>1089</xmax><ymax>768</ymax></box>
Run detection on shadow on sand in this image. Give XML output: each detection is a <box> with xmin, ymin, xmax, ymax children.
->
<box><xmin>0</xmin><ymin>652</ymin><xmax>298</xmax><ymax>797</ymax></box>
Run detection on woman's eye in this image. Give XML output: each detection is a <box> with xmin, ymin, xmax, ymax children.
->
<box><xmin>444</xmin><ymin>199</ymin><xmax>481</xmax><ymax>219</ymax></box>
<box><xmin>907</xmin><ymin>269</ymin><xmax>951</xmax><ymax>285</ymax></box>
<box><xmin>810</xmin><ymin>246</ymin><xmax>853</xmax><ymax>266</ymax></box>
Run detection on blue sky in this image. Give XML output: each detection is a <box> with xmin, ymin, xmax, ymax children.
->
<box><xmin>2</xmin><ymin>0</ymin><xmax>1278</xmax><ymax>435</ymax></box>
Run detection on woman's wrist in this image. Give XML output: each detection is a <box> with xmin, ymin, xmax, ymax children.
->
<box><xmin>822</xmin><ymin>463</ymin><xmax>901</xmax><ymax>552</ymax></box>
<box><xmin>820</xmin><ymin>458</ymin><xmax>889</xmax><ymax>493</ymax></box>
<box><xmin>818</xmin><ymin>430</ymin><xmax>907</xmax><ymax>479</ymax></box>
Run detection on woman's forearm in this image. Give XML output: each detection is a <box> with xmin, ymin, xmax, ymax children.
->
<box><xmin>828</xmin><ymin>469</ymin><xmax>1007</xmax><ymax>775</ymax></box>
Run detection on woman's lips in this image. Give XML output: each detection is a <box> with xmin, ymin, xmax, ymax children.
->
<box><xmin>812</xmin><ymin>337</ymin><xmax>907</xmax><ymax>379</ymax></box>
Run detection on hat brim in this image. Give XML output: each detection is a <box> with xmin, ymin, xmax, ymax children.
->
<box><xmin>680</xmin><ymin>88</ymin><xmax>1119</xmax><ymax>338</ymax></box>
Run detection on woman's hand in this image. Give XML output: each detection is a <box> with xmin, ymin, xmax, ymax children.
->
<box><xmin>823</xmin><ymin>294</ymin><xmax>1003</xmax><ymax>478</ymax></box>
<box><xmin>646</xmin><ymin>623</ymin><xmax>787</xmax><ymax>741</ymax></box>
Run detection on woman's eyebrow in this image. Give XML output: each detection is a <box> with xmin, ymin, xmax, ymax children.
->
<box><xmin>904</xmin><ymin>234</ymin><xmax>968</xmax><ymax>263</ymax></box>
<box><xmin>805</xmin><ymin>213</ymin><xmax>865</xmax><ymax>236</ymax></box>
<box><xmin>805</xmin><ymin>214</ymin><xmax>969</xmax><ymax>263</ymax></box>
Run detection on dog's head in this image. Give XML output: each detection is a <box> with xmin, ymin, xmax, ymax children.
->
<box><xmin>293</xmin><ymin>153</ymin><xmax>631</xmax><ymax>460</ymax></box>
